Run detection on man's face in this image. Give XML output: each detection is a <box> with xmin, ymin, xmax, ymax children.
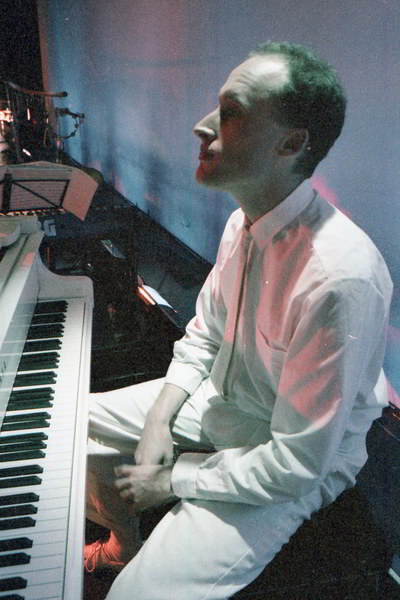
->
<box><xmin>194</xmin><ymin>55</ymin><xmax>290</xmax><ymax>197</ymax></box>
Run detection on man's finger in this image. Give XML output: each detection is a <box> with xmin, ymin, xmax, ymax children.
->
<box><xmin>119</xmin><ymin>488</ymin><xmax>133</xmax><ymax>500</ymax></box>
<box><xmin>114</xmin><ymin>477</ymin><xmax>128</xmax><ymax>490</ymax></box>
<box><xmin>114</xmin><ymin>464</ymin><xmax>133</xmax><ymax>478</ymax></box>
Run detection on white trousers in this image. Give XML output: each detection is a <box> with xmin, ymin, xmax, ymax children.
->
<box><xmin>87</xmin><ymin>377</ymin><xmax>328</xmax><ymax>600</ymax></box>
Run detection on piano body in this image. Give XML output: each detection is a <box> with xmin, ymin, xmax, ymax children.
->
<box><xmin>0</xmin><ymin>215</ymin><xmax>93</xmax><ymax>599</ymax></box>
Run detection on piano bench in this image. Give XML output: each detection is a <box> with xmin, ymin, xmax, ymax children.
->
<box><xmin>230</xmin><ymin>486</ymin><xmax>392</xmax><ymax>600</ymax></box>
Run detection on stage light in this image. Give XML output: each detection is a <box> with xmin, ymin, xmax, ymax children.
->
<box><xmin>0</xmin><ymin>109</ymin><xmax>12</xmax><ymax>123</ymax></box>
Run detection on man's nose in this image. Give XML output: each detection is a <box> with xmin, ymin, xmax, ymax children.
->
<box><xmin>193</xmin><ymin>108</ymin><xmax>219</xmax><ymax>140</ymax></box>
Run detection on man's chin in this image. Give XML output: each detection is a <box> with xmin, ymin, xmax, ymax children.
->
<box><xmin>195</xmin><ymin>165</ymin><xmax>222</xmax><ymax>188</ymax></box>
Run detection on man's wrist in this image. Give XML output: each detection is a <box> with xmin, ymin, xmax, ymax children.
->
<box><xmin>146</xmin><ymin>386</ymin><xmax>188</xmax><ymax>427</ymax></box>
<box><xmin>145</xmin><ymin>408</ymin><xmax>171</xmax><ymax>427</ymax></box>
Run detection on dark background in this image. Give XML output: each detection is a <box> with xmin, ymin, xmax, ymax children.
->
<box><xmin>0</xmin><ymin>0</ymin><xmax>42</xmax><ymax>89</ymax></box>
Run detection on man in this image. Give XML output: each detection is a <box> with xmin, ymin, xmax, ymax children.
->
<box><xmin>85</xmin><ymin>42</ymin><xmax>393</xmax><ymax>599</ymax></box>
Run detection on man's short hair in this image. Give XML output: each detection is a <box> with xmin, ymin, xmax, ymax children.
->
<box><xmin>251</xmin><ymin>42</ymin><xmax>347</xmax><ymax>178</ymax></box>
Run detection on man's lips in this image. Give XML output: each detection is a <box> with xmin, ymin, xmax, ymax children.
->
<box><xmin>199</xmin><ymin>147</ymin><xmax>214</xmax><ymax>160</ymax></box>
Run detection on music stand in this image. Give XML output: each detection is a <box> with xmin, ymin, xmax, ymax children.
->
<box><xmin>0</xmin><ymin>161</ymin><xmax>98</xmax><ymax>220</ymax></box>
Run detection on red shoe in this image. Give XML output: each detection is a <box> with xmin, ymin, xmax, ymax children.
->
<box><xmin>84</xmin><ymin>540</ymin><xmax>126</xmax><ymax>573</ymax></box>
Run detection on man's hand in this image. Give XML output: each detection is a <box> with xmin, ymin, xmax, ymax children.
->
<box><xmin>114</xmin><ymin>464</ymin><xmax>176</xmax><ymax>510</ymax></box>
<box><xmin>134</xmin><ymin>420</ymin><xmax>174</xmax><ymax>466</ymax></box>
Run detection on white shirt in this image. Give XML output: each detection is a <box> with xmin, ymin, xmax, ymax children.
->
<box><xmin>166</xmin><ymin>180</ymin><xmax>393</xmax><ymax>506</ymax></box>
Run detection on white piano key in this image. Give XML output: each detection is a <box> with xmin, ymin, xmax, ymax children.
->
<box><xmin>20</xmin><ymin>540</ymin><xmax>67</xmax><ymax>557</ymax></box>
<box><xmin>0</xmin><ymin>517</ymin><xmax>69</xmax><ymax>538</ymax></box>
<box><xmin>0</xmin><ymin>479</ymin><xmax>73</xmax><ymax>499</ymax></box>
<box><xmin>0</xmin><ymin>550</ymin><xmax>66</xmax><ymax>576</ymax></box>
<box><xmin>0</xmin><ymin>527</ymin><xmax>67</xmax><ymax>546</ymax></box>
<box><xmin>0</xmin><ymin>571</ymin><xmax>66</xmax><ymax>599</ymax></box>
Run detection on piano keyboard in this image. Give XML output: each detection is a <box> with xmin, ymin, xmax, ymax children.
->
<box><xmin>0</xmin><ymin>297</ymin><xmax>91</xmax><ymax>599</ymax></box>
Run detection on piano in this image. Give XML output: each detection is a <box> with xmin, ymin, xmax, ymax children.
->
<box><xmin>0</xmin><ymin>215</ymin><xmax>93</xmax><ymax>599</ymax></box>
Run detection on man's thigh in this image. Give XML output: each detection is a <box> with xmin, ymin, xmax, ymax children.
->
<box><xmin>106</xmin><ymin>490</ymin><xmax>323</xmax><ymax>600</ymax></box>
<box><xmin>88</xmin><ymin>377</ymin><xmax>213</xmax><ymax>455</ymax></box>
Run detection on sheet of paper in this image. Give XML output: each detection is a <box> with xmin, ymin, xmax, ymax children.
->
<box><xmin>0</xmin><ymin>161</ymin><xmax>98</xmax><ymax>219</ymax></box>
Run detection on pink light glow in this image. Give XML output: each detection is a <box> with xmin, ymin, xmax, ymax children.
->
<box><xmin>387</xmin><ymin>378</ymin><xmax>400</xmax><ymax>409</ymax></box>
<box><xmin>311</xmin><ymin>175</ymin><xmax>352</xmax><ymax>219</ymax></box>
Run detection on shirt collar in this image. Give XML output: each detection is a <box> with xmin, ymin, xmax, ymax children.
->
<box><xmin>246</xmin><ymin>179</ymin><xmax>316</xmax><ymax>249</ymax></box>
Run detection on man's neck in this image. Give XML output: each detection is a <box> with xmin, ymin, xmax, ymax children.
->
<box><xmin>236</xmin><ymin>176</ymin><xmax>305</xmax><ymax>224</ymax></box>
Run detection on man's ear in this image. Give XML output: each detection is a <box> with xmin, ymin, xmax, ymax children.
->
<box><xmin>277</xmin><ymin>129</ymin><xmax>309</xmax><ymax>156</ymax></box>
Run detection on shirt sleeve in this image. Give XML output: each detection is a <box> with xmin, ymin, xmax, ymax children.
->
<box><xmin>171</xmin><ymin>277</ymin><xmax>390</xmax><ymax>504</ymax></box>
<box><xmin>165</xmin><ymin>246</ymin><xmax>228</xmax><ymax>397</ymax></box>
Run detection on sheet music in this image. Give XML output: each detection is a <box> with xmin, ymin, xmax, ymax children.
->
<box><xmin>0</xmin><ymin>161</ymin><xmax>98</xmax><ymax>220</ymax></box>
<box><xmin>8</xmin><ymin>180</ymin><xmax>68</xmax><ymax>210</ymax></box>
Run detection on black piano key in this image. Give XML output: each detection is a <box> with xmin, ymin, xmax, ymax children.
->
<box><xmin>7</xmin><ymin>401</ymin><xmax>53</xmax><ymax>411</ymax></box>
<box><xmin>0</xmin><ymin>538</ymin><xmax>33</xmax><ymax>552</ymax></box>
<box><xmin>17</xmin><ymin>353</ymin><xmax>60</xmax><ymax>371</ymax></box>
<box><xmin>0</xmin><ymin>518</ymin><xmax>36</xmax><ymax>531</ymax></box>
<box><xmin>1</xmin><ymin>420</ymin><xmax>50</xmax><ymax>432</ymax></box>
<box><xmin>0</xmin><ymin>450</ymin><xmax>45</xmax><ymax>463</ymax></box>
<box><xmin>0</xmin><ymin>494</ymin><xmax>39</xmax><ymax>507</ymax></box>
<box><xmin>27</xmin><ymin>324</ymin><xmax>64</xmax><ymax>340</ymax></box>
<box><xmin>12</xmin><ymin>372</ymin><xmax>57</xmax><ymax>387</ymax></box>
<box><xmin>0</xmin><ymin>353</ymin><xmax>59</xmax><ymax>372</ymax></box>
<box><xmin>0</xmin><ymin>441</ymin><xmax>46</xmax><ymax>454</ymax></box>
<box><xmin>3</xmin><ymin>413</ymin><xmax>51</xmax><ymax>423</ymax></box>
<box><xmin>34</xmin><ymin>300</ymin><xmax>67</xmax><ymax>313</ymax></box>
<box><xmin>9</xmin><ymin>388</ymin><xmax>54</xmax><ymax>401</ymax></box>
<box><xmin>18</xmin><ymin>354</ymin><xmax>59</xmax><ymax>366</ymax></box>
<box><xmin>0</xmin><ymin>553</ymin><xmax>30</xmax><ymax>568</ymax></box>
<box><xmin>31</xmin><ymin>313</ymin><xmax>65</xmax><ymax>325</ymax></box>
<box><xmin>0</xmin><ymin>476</ymin><xmax>41</xmax><ymax>489</ymax></box>
<box><xmin>7</xmin><ymin>394</ymin><xmax>54</xmax><ymax>406</ymax></box>
<box><xmin>18</xmin><ymin>359</ymin><xmax>59</xmax><ymax>371</ymax></box>
<box><xmin>22</xmin><ymin>351</ymin><xmax>60</xmax><ymax>361</ymax></box>
<box><xmin>0</xmin><ymin>465</ymin><xmax>43</xmax><ymax>478</ymax></box>
<box><xmin>23</xmin><ymin>338</ymin><xmax>61</xmax><ymax>352</ymax></box>
<box><xmin>0</xmin><ymin>504</ymin><xmax>37</xmax><ymax>518</ymax></box>
<box><xmin>19</xmin><ymin>350</ymin><xmax>60</xmax><ymax>361</ymax></box>
<box><xmin>0</xmin><ymin>433</ymin><xmax>48</xmax><ymax>445</ymax></box>
<box><xmin>19</xmin><ymin>357</ymin><xmax>60</xmax><ymax>368</ymax></box>
<box><xmin>17</xmin><ymin>360</ymin><xmax>59</xmax><ymax>372</ymax></box>
<box><xmin>0</xmin><ymin>576</ymin><xmax>27</xmax><ymax>591</ymax></box>
<box><xmin>0</xmin><ymin>596</ymin><xmax>25</xmax><ymax>600</ymax></box>
<box><xmin>17</xmin><ymin>361</ymin><xmax>59</xmax><ymax>373</ymax></box>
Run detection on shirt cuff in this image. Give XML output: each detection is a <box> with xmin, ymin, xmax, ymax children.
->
<box><xmin>171</xmin><ymin>452</ymin><xmax>211</xmax><ymax>498</ymax></box>
<box><xmin>165</xmin><ymin>360</ymin><xmax>204</xmax><ymax>396</ymax></box>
